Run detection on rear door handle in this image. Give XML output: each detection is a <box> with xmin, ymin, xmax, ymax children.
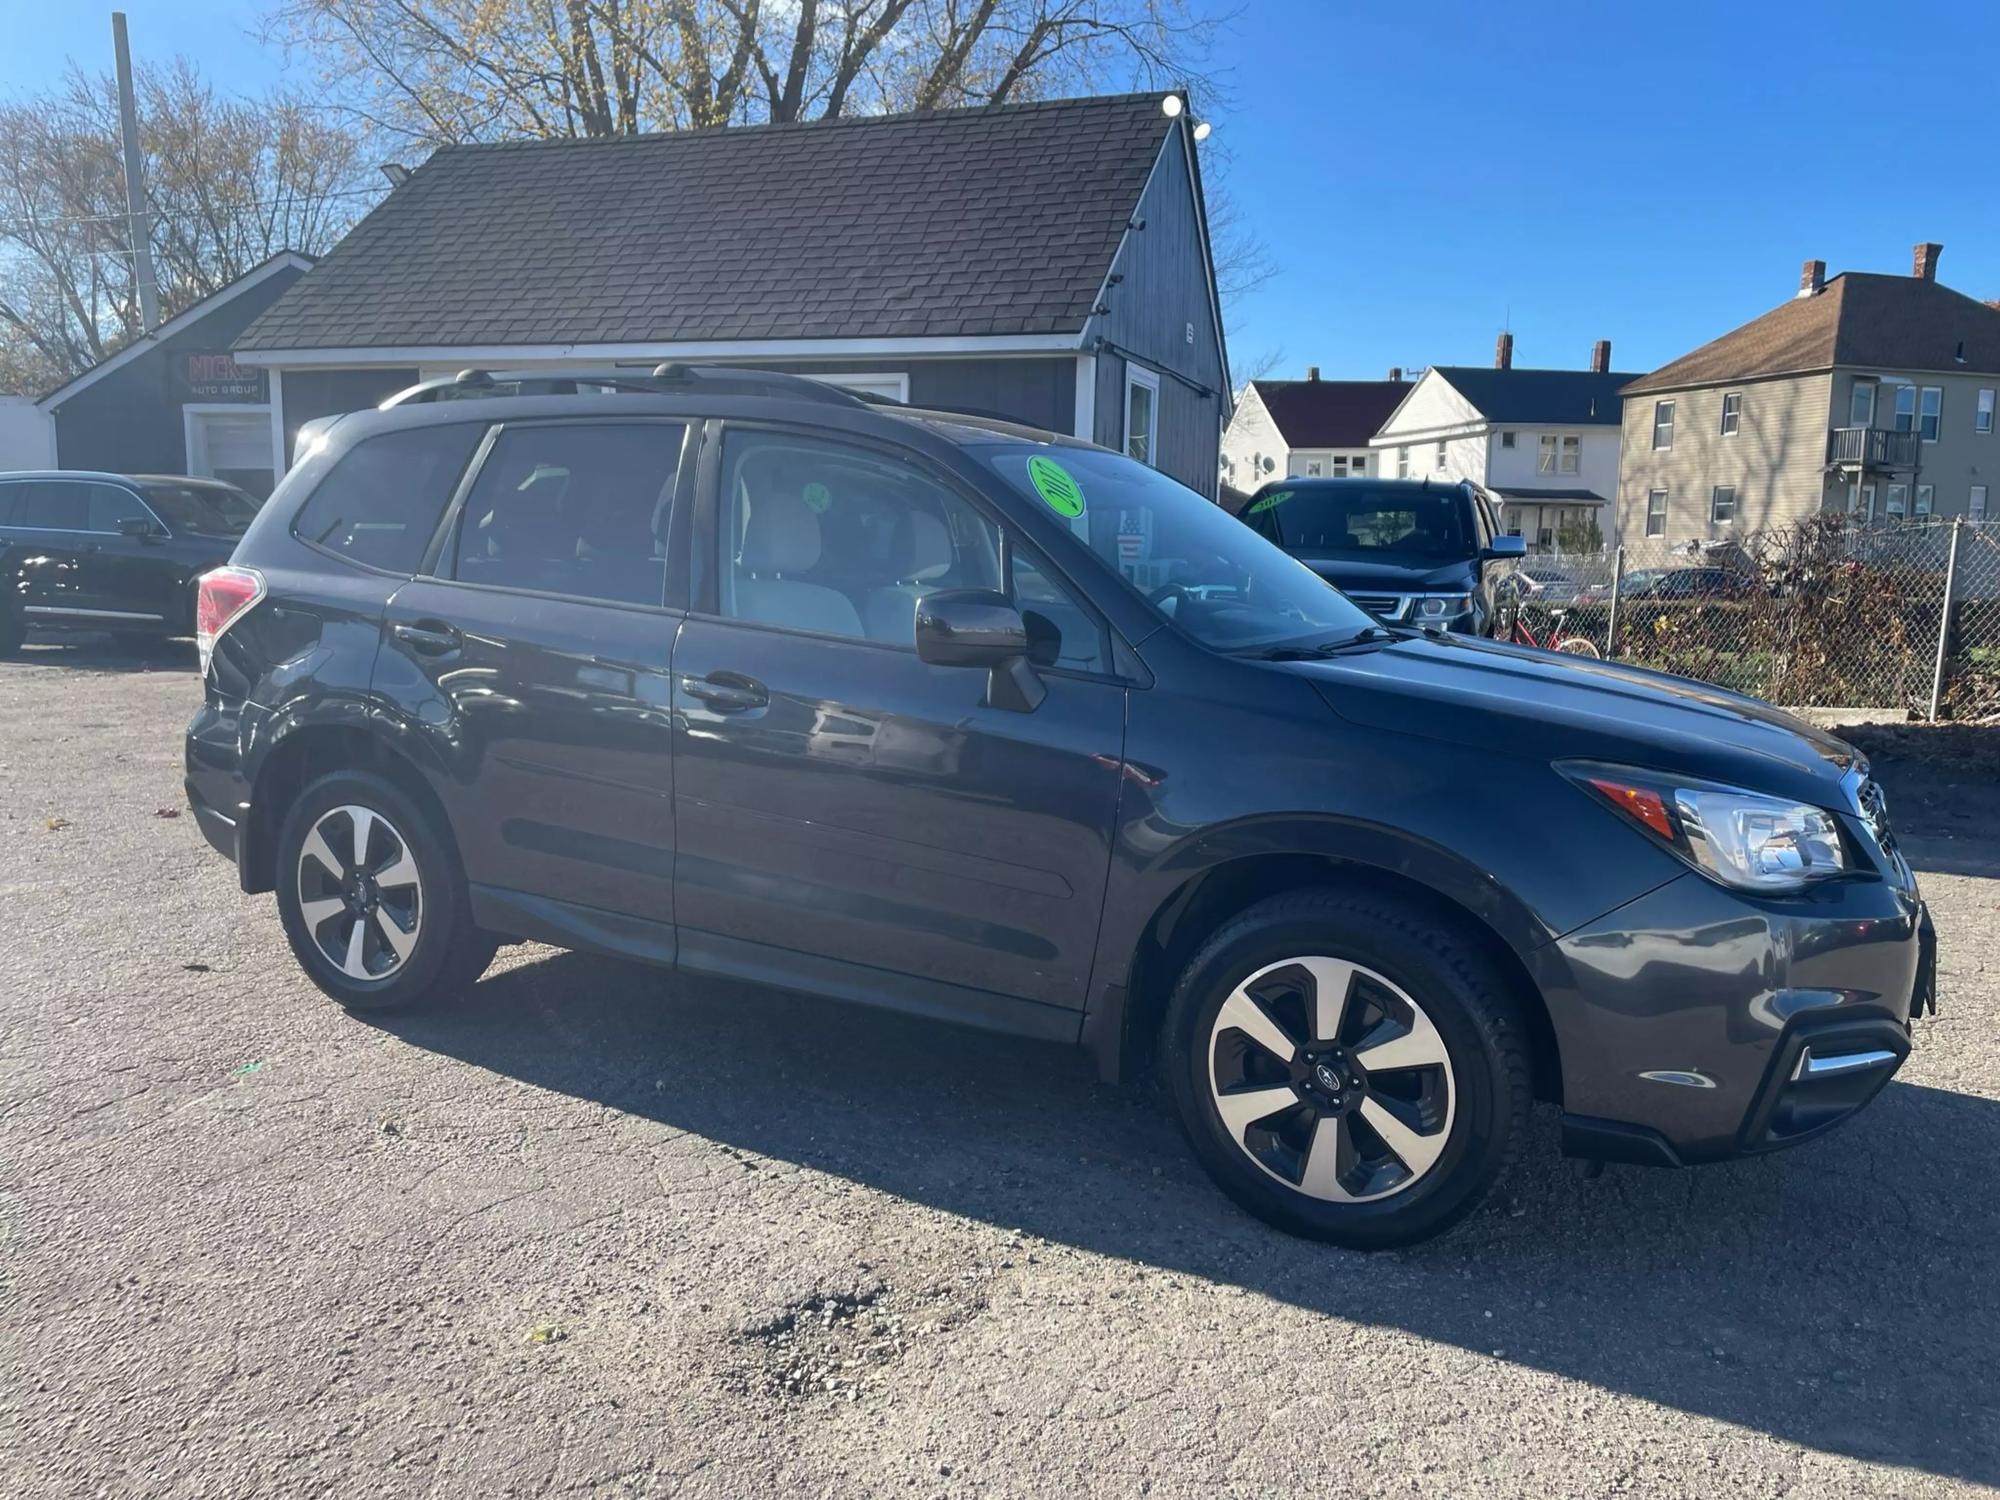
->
<box><xmin>393</xmin><ymin>619</ymin><xmax>461</xmax><ymax>656</ymax></box>
<box><xmin>681</xmin><ymin>672</ymin><xmax>768</xmax><ymax>712</ymax></box>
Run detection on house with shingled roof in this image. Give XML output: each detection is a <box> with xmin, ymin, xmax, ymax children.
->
<box><xmin>1219</xmin><ymin>369</ymin><xmax>1411</xmax><ymax>495</ymax></box>
<box><xmin>1618</xmin><ymin>242</ymin><xmax>2000</xmax><ymax>544</ymax></box>
<box><xmin>230</xmin><ymin>92</ymin><xmax>1229</xmax><ymax>498</ymax></box>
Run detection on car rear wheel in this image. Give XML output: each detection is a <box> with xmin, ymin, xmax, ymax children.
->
<box><xmin>274</xmin><ymin>771</ymin><xmax>496</xmax><ymax>1013</ymax></box>
<box><xmin>1163</xmin><ymin>887</ymin><xmax>1531</xmax><ymax>1248</ymax></box>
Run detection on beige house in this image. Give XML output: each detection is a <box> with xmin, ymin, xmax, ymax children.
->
<box><xmin>1619</xmin><ymin>243</ymin><xmax>2000</xmax><ymax>546</ymax></box>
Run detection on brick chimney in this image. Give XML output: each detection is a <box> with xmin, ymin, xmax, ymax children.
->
<box><xmin>1495</xmin><ymin>332</ymin><xmax>1514</xmax><ymax>370</ymax></box>
<box><xmin>1800</xmin><ymin>258</ymin><xmax>1826</xmax><ymax>297</ymax></box>
<box><xmin>1590</xmin><ymin>339</ymin><xmax>1611</xmax><ymax>373</ymax></box>
<box><xmin>1387</xmin><ymin>367</ymin><xmax>1404</xmax><ymax>382</ymax></box>
<box><xmin>1913</xmin><ymin>242</ymin><xmax>1943</xmax><ymax>282</ymax></box>
<box><xmin>1307</xmin><ymin>366</ymin><xmax>1320</xmax><ymax>382</ymax></box>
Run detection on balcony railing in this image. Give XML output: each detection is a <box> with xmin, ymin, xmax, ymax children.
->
<box><xmin>1827</xmin><ymin>426</ymin><xmax>1921</xmax><ymax>469</ymax></box>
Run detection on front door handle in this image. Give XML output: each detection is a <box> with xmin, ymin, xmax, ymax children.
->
<box><xmin>681</xmin><ymin>672</ymin><xmax>768</xmax><ymax>712</ymax></box>
<box><xmin>393</xmin><ymin>619</ymin><xmax>461</xmax><ymax>656</ymax></box>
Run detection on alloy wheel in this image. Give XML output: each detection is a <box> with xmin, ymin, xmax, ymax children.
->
<box><xmin>296</xmin><ymin>804</ymin><xmax>424</xmax><ymax>983</ymax></box>
<box><xmin>1207</xmin><ymin>956</ymin><xmax>1456</xmax><ymax>1203</ymax></box>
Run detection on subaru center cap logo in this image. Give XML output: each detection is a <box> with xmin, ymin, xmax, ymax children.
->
<box><xmin>1314</xmin><ymin>1062</ymin><xmax>1343</xmax><ymax>1095</ymax></box>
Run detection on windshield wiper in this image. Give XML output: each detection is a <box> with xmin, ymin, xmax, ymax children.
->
<box><xmin>1244</xmin><ymin>625</ymin><xmax>1406</xmax><ymax>660</ymax></box>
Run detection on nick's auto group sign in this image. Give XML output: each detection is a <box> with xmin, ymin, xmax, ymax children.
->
<box><xmin>177</xmin><ymin>352</ymin><xmax>266</xmax><ymax>402</ymax></box>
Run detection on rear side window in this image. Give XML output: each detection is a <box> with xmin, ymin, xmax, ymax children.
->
<box><xmin>0</xmin><ymin>482</ymin><xmax>23</xmax><ymax>527</ymax></box>
<box><xmin>293</xmin><ymin>424</ymin><xmax>484</xmax><ymax>573</ymax></box>
<box><xmin>18</xmin><ymin>481</ymin><xmax>87</xmax><ymax>530</ymax></box>
<box><xmin>450</xmin><ymin>422</ymin><xmax>685</xmax><ymax>607</ymax></box>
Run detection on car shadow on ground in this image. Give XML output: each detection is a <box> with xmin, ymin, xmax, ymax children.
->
<box><xmin>380</xmin><ymin>949</ymin><xmax>1996</xmax><ymax>1486</ymax></box>
<box><xmin>8</xmin><ymin>632</ymin><xmax>197</xmax><ymax>674</ymax></box>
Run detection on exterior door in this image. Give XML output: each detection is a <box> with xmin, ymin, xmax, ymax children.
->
<box><xmin>670</xmin><ymin>422</ymin><xmax>1126</xmax><ymax>1019</ymax></box>
<box><xmin>377</xmin><ymin>418</ymin><xmax>692</xmax><ymax>924</ymax></box>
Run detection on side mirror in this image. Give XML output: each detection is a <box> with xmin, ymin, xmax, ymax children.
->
<box><xmin>1484</xmin><ymin>534</ymin><xmax>1528</xmax><ymax>560</ymax></box>
<box><xmin>116</xmin><ymin>514</ymin><xmax>159</xmax><ymax>540</ymax></box>
<box><xmin>914</xmin><ymin>588</ymin><xmax>1045</xmax><ymax>712</ymax></box>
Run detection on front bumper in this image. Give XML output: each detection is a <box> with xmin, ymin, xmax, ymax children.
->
<box><xmin>1532</xmin><ymin>868</ymin><xmax>1931</xmax><ymax>1166</ymax></box>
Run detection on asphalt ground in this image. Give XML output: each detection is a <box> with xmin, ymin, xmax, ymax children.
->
<box><xmin>4</xmin><ymin>636</ymin><xmax>1996</xmax><ymax>1498</ymax></box>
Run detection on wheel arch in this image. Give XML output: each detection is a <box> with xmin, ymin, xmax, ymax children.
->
<box><xmin>1098</xmin><ymin>847</ymin><xmax>1565</xmax><ymax>1109</ymax></box>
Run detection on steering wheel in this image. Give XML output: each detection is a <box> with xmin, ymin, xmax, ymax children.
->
<box><xmin>1147</xmin><ymin>580</ymin><xmax>1196</xmax><ymax>613</ymax></box>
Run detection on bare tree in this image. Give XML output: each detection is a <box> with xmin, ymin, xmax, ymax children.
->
<box><xmin>0</xmin><ymin>62</ymin><xmax>373</xmax><ymax>395</ymax></box>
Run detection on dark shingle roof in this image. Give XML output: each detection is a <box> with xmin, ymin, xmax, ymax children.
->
<box><xmin>237</xmin><ymin>95</ymin><xmax>1173</xmax><ymax>353</ymax></box>
<box><xmin>1624</xmin><ymin>272</ymin><xmax>2000</xmax><ymax>395</ymax></box>
<box><xmin>1249</xmin><ymin>379</ymin><xmax>1410</xmax><ymax>447</ymax></box>
<box><xmin>1430</xmin><ymin>367</ymin><xmax>1639</xmax><ymax>425</ymax></box>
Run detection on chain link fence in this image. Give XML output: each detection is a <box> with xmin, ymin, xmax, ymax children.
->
<box><xmin>1505</xmin><ymin>516</ymin><xmax>2000</xmax><ymax>720</ymax></box>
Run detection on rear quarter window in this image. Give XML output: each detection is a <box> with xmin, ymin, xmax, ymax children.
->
<box><xmin>291</xmin><ymin>424</ymin><xmax>484</xmax><ymax>573</ymax></box>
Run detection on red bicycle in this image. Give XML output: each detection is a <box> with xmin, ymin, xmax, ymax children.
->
<box><xmin>1509</xmin><ymin>604</ymin><xmax>1602</xmax><ymax>658</ymax></box>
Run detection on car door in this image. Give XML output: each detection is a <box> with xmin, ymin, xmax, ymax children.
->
<box><xmin>669</xmin><ymin>421</ymin><xmax>1128</xmax><ymax>1026</ymax></box>
<box><xmin>9</xmin><ymin>479</ymin><xmax>111</xmax><ymax>627</ymax></box>
<box><xmin>78</xmin><ymin>481</ymin><xmax>192</xmax><ymax>626</ymax></box>
<box><xmin>377</xmin><ymin>417</ymin><xmax>692</xmax><ymax>931</ymax></box>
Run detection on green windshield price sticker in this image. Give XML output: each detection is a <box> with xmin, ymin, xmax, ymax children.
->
<box><xmin>1028</xmin><ymin>456</ymin><xmax>1085</xmax><ymax>518</ymax></box>
<box><xmin>1247</xmin><ymin>490</ymin><xmax>1294</xmax><ymax>514</ymax></box>
<box><xmin>801</xmin><ymin>480</ymin><xmax>832</xmax><ymax>513</ymax></box>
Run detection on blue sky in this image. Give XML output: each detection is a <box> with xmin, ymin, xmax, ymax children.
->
<box><xmin>7</xmin><ymin>1</ymin><xmax>1997</xmax><ymax>384</ymax></box>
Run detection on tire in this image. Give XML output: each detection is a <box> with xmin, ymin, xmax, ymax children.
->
<box><xmin>1554</xmin><ymin>637</ymin><xmax>1601</xmax><ymax>658</ymax></box>
<box><xmin>1162</xmin><ymin>887</ymin><xmax>1531</xmax><ymax>1249</ymax></box>
<box><xmin>274</xmin><ymin>770</ymin><xmax>497</xmax><ymax>1013</ymax></box>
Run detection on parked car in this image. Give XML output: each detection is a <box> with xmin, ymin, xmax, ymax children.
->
<box><xmin>1576</xmin><ymin>566</ymin><xmax>1758</xmax><ymax>606</ymax></box>
<box><xmin>0</xmin><ymin>471</ymin><xmax>260</xmax><ymax>653</ymax></box>
<box><xmin>185</xmin><ymin>367</ymin><xmax>1933</xmax><ymax>1249</ymax></box>
<box><xmin>1237</xmin><ymin>477</ymin><xmax>1524</xmax><ymax>635</ymax></box>
<box><xmin>1513</xmin><ymin>564</ymin><xmax>1581</xmax><ymax>606</ymax></box>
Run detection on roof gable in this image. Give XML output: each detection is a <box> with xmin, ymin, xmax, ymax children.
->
<box><xmin>1625</xmin><ymin>272</ymin><xmax>2000</xmax><ymax>395</ymax></box>
<box><xmin>237</xmin><ymin>95</ymin><xmax>1172</xmax><ymax>355</ymax></box>
<box><xmin>1431</xmin><ymin>366</ymin><xmax>1638</xmax><ymax>425</ymax></box>
<box><xmin>1247</xmin><ymin>378</ymin><xmax>1410</xmax><ymax>447</ymax></box>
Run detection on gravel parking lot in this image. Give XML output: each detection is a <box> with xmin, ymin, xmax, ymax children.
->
<box><xmin>5</xmin><ymin>639</ymin><xmax>1997</xmax><ymax>1499</ymax></box>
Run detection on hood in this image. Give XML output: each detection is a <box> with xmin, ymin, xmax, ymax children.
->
<box><xmin>1301</xmin><ymin>632</ymin><xmax>1860</xmax><ymax>807</ymax></box>
<box><xmin>1297</xmin><ymin>554</ymin><xmax>1477</xmax><ymax>591</ymax></box>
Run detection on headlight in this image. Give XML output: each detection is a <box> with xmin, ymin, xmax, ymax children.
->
<box><xmin>1560</xmin><ymin>763</ymin><xmax>1850</xmax><ymax>892</ymax></box>
<box><xmin>1415</xmin><ymin>594</ymin><xmax>1473</xmax><ymax>619</ymax></box>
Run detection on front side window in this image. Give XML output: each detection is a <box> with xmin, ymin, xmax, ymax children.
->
<box><xmin>717</xmin><ymin>428</ymin><xmax>1001</xmax><ymax>645</ymax></box>
<box><xmin>1645</xmin><ymin>488</ymin><xmax>1668</xmax><ymax>536</ymax></box>
<box><xmin>1978</xmin><ymin>389</ymin><xmax>1995</xmax><ymax>434</ymax></box>
<box><xmin>1919</xmin><ymin>386</ymin><xmax>1942</xmax><ymax>442</ymax></box>
<box><xmin>452</xmin><ymin>422</ymin><xmax>684</xmax><ymax>606</ymax></box>
<box><xmin>294</xmin><ymin>424</ymin><xmax>485</xmax><ymax>573</ymax></box>
<box><xmin>1850</xmin><ymin>380</ymin><xmax>1876</xmax><ymax>428</ymax></box>
<box><xmin>140</xmin><ymin>481</ymin><xmax>257</xmax><ymax>538</ymax></box>
<box><xmin>1710</xmin><ymin>486</ymin><xmax>1736</xmax><ymax>524</ymax></box>
<box><xmin>86</xmin><ymin>484</ymin><xmax>157</xmax><ymax>534</ymax></box>
<box><xmin>1008</xmin><ymin>547</ymin><xmax>1109</xmax><ymax>674</ymax></box>
<box><xmin>1652</xmin><ymin>401</ymin><xmax>1675</xmax><ymax>449</ymax></box>
<box><xmin>1124</xmin><ymin>366</ymin><xmax>1159</xmax><ymax>467</ymax></box>
<box><xmin>1720</xmin><ymin>392</ymin><xmax>1742</xmax><ymax>436</ymax></box>
<box><xmin>981</xmin><ymin>446</ymin><xmax>1374</xmax><ymax>654</ymax></box>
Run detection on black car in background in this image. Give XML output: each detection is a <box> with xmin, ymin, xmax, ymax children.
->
<box><xmin>0</xmin><ymin>471</ymin><xmax>259</xmax><ymax>653</ymax></box>
<box><xmin>184</xmin><ymin>368</ymin><xmax>1931</xmax><ymax>1249</ymax></box>
<box><xmin>1238</xmin><ymin>477</ymin><xmax>1525</xmax><ymax>634</ymax></box>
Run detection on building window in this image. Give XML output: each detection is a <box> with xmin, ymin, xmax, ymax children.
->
<box><xmin>1396</xmin><ymin>446</ymin><xmax>1409</xmax><ymax>479</ymax></box>
<box><xmin>1300</xmin><ymin>457</ymin><xmax>1324</xmax><ymax>477</ymax></box>
<box><xmin>1916</xmin><ymin>483</ymin><xmax>1934</xmax><ymax>517</ymax></box>
<box><xmin>1885</xmin><ymin>482</ymin><xmax>1908</xmax><ymax>520</ymax></box>
<box><xmin>1500</xmin><ymin>431</ymin><xmax>1517</xmax><ymax>448</ymax></box>
<box><xmin>1434</xmin><ymin>440</ymin><xmax>1447</xmax><ymax>471</ymax></box>
<box><xmin>1978</xmin><ymin>389</ymin><xmax>1995</xmax><ymax>434</ymax></box>
<box><xmin>1720</xmin><ymin>392</ymin><xmax>1742</xmax><ymax>436</ymax></box>
<box><xmin>1919</xmin><ymin>386</ymin><xmax>1942</xmax><ymax>442</ymax></box>
<box><xmin>1538</xmin><ymin>433</ymin><xmax>1581</xmax><ymax>474</ymax></box>
<box><xmin>1973</xmin><ymin>485</ymin><xmax>1989</xmax><ymax>521</ymax></box>
<box><xmin>1850</xmin><ymin>380</ymin><xmax>1876</xmax><ymax>428</ymax></box>
<box><xmin>1891</xmin><ymin>383</ymin><xmax>1917</xmax><ymax>433</ymax></box>
<box><xmin>1645</xmin><ymin>488</ymin><xmax>1668</xmax><ymax>536</ymax></box>
<box><xmin>1652</xmin><ymin>401</ymin><xmax>1675</xmax><ymax>449</ymax></box>
<box><xmin>1123</xmin><ymin>364</ymin><xmax>1160</xmax><ymax>467</ymax></box>
<box><xmin>1560</xmin><ymin>435</ymin><xmax>1579</xmax><ymax>473</ymax></box>
<box><xmin>1710</xmin><ymin>486</ymin><xmax>1737</xmax><ymax>524</ymax></box>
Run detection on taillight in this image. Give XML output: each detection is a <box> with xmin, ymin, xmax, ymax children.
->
<box><xmin>195</xmin><ymin>565</ymin><xmax>265</xmax><ymax>678</ymax></box>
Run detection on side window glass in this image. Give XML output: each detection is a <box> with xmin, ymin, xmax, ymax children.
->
<box><xmin>293</xmin><ymin>424</ymin><xmax>485</xmax><ymax>573</ymax></box>
<box><xmin>20</xmin><ymin>481</ymin><xmax>86</xmax><ymax>531</ymax></box>
<box><xmin>0</xmin><ymin>482</ymin><xmax>23</xmax><ymax>527</ymax></box>
<box><xmin>88</xmin><ymin>485</ymin><xmax>154</xmax><ymax>533</ymax></box>
<box><xmin>451</xmin><ymin>422</ymin><xmax>683</xmax><ymax>606</ymax></box>
<box><xmin>716</xmin><ymin>429</ymin><xmax>1001</xmax><ymax>644</ymax></box>
<box><xmin>1009</xmin><ymin>546</ymin><xmax>1109</xmax><ymax>674</ymax></box>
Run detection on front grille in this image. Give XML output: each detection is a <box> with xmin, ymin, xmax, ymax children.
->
<box><xmin>1350</xmin><ymin>593</ymin><xmax>1408</xmax><ymax>621</ymax></box>
<box><xmin>1856</xmin><ymin>777</ymin><xmax>1897</xmax><ymax>856</ymax></box>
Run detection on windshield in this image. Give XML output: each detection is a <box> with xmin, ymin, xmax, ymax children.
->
<box><xmin>141</xmin><ymin>481</ymin><xmax>259</xmax><ymax>537</ymax></box>
<box><xmin>979</xmin><ymin>444</ymin><xmax>1376</xmax><ymax>652</ymax></box>
<box><xmin>1247</xmin><ymin>483</ymin><xmax>1472</xmax><ymax>557</ymax></box>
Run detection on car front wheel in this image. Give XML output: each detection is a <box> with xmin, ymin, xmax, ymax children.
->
<box><xmin>1164</xmin><ymin>887</ymin><xmax>1531</xmax><ymax>1249</ymax></box>
<box><xmin>274</xmin><ymin>770</ymin><xmax>496</xmax><ymax>1013</ymax></box>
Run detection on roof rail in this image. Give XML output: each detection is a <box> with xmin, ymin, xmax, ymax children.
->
<box><xmin>379</xmin><ymin>364</ymin><xmax>877</xmax><ymax>410</ymax></box>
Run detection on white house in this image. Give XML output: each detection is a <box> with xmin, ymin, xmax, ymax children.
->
<box><xmin>1221</xmin><ymin>369</ymin><xmax>1410</xmax><ymax>494</ymax></box>
<box><xmin>1369</xmin><ymin>336</ymin><xmax>1634</xmax><ymax>549</ymax></box>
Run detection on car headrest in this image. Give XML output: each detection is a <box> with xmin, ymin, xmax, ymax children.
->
<box><xmin>894</xmin><ymin>510</ymin><xmax>954</xmax><ymax>582</ymax></box>
<box><xmin>741</xmin><ymin>492</ymin><xmax>822</xmax><ymax>574</ymax></box>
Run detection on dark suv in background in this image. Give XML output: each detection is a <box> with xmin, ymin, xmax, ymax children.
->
<box><xmin>185</xmin><ymin>367</ymin><xmax>1933</xmax><ymax>1248</ymax></box>
<box><xmin>0</xmin><ymin>471</ymin><xmax>259</xmax><ymax>653</ymax></box>
<box><xmin>1239</xmin><ymin>477</ymin><xmax>1523</xmax><ymax>635</ymax></box>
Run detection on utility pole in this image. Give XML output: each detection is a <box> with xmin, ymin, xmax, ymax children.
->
<box><xmin>112</xmin><ymin>11</ymin><xmax>160</xmax><ymax>333</ymax></box>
